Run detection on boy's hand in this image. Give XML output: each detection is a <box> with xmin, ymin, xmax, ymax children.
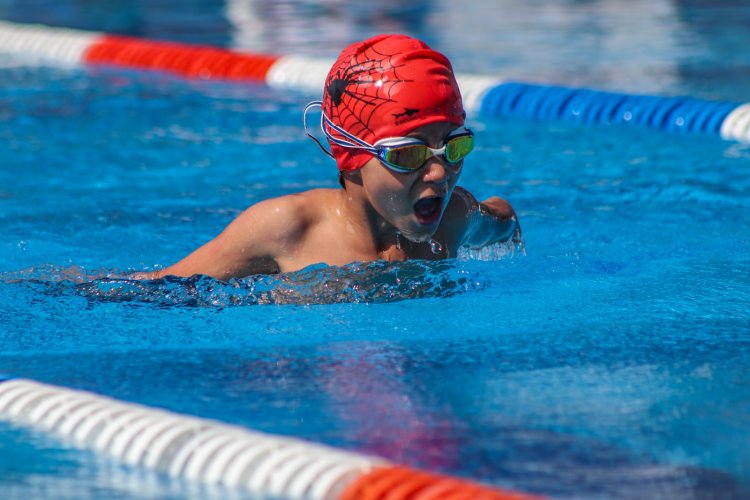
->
<box><xmin>480</xmin><ymin>196</ymin><xmax>522</xmax><ymax>244</ymax></box>
<box><xmin>480</xmin><ymin>196</ymin><xmax>516</xmax><ymax>222</ymax></box>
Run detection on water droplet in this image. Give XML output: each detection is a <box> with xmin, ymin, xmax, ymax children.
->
<box><xmin>429</xmin><ymin>238</ymin><xmax>443</xmax><ymax>254</ymax></box>
<box><xmin>395</xmin><ymin>231</ymin><xmax>402</xmax><ymax>250</ymax></box>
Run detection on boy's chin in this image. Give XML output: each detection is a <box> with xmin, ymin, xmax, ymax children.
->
<box><xmin>397</xmin><ymin>226</ymin><xmax>437</xmax><ymax>244</ymax></box>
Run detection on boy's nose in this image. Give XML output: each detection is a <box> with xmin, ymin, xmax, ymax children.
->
<box><xmin>421</xmin><ymin>157</ymin><xmax>453</xmax><ymax>185</ymax></box>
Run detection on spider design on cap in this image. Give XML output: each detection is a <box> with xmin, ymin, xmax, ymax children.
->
<box><xmin>324</xmin><ymin>44</ymin><xmax>412</xmax><ymax>140</ymax></box>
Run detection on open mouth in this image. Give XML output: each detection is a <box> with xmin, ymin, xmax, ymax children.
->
<box><xmin>413</xmin><ymin>196</ymin><xmax>444</xmax><ymax>225</ymax></box>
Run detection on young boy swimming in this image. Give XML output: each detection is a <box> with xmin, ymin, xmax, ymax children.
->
<box><xmin>140</xmin><ymin>34</ymin><xmax>519</xmax><ymax>280</ymax></box>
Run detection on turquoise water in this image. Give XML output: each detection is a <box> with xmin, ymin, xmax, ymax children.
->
<box><xmin>1</xmin><ymin>1</ymin><xmax>750</xmax><ymax>498</ymax></box>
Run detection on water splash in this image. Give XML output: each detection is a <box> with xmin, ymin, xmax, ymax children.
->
<box><xmin>429</xmin><ymin>238</ymin><xmax>444</xmax><ymax>255</ymax></box>
<box><xmin>2</xmin><ymin>260</ymin><xmax>490</xmax><ymax>307</ymax></box>
<box><xmin>457</xmin><ymin>239</ymin><xmax>524</xmax><ymax>261</ymax></box>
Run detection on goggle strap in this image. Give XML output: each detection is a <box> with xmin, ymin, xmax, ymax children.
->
<box><xmin>321</xmin><ymin>114</ymin><xmax>377</xmax><ymax>153</ymax></box>
<box><xmin>303</xmin><ymin>101</ymin><xmax>334</xmax><ymax>159</ymax></box>
<box><xmin>304</xmin><ymin>101</ymin><xmax>379</xmax><ymax>159</ymax></box>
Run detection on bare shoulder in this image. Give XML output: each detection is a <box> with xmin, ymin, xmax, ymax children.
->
<box><xmin>148</xmin><ymin>189</ymin><xmax>338</xmax><ymax>280</ymax></box>
<box><xmin>442</xmin><ymin>185</ymin><xmax>477</xmax><ymax>224</ymax></box>
<box><xmin>440</xmin><ymin>187</ymin><xmax>518</xmax><ymax>249</ymax></box>
<box><xmin>228</xmin><ymin>189</ymin><xmax>332</xmax><ymax>248</ymax></box>
<box><xmin>433</xmin><ymin>186</ymin><xmax>477</xmax><ymax>251</ymax></box>
<box><xmin>446</xmin><ymin>186</ymin><xmax>479</xmax><ymax>215</ymax></box>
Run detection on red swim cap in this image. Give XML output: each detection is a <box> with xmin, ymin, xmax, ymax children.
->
<box><xmin>322</xmin><ymin>34</ymin><xmax>465</xmax><ymax>172</ymax></box>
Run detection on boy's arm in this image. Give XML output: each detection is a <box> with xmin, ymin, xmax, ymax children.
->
<box><xmin>136</xmin><ymin>196</ymin><xmax>306</xmax><ymax>281</ymax></box>
<box><xmin>454</xmin><ymin>187</ymin><xmax>521</xmax><ymax>248</ymax></box>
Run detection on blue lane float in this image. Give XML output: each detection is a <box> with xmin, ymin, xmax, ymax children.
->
<box><xmin>479</xmin><ymin>82</ymin><xmax>744</xmax><ymax>138</ymax></box>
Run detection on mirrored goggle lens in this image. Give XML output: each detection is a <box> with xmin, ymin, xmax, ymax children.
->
<box><xmin>444</xmin><ymin>134</ymin><xmax>474</xmax><ymax>163</ymax></box>
<box><xmin>383</xmin><ymin>145</ymin><xmax>433</xmax><ymax>170</ymax></box>
<box><xmin>382</xmin><ymin>134</ymin><xmax>475</xmax><ymax>171</ymax></box>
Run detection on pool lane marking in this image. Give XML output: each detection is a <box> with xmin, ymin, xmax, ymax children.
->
<box><xmin>0</xmin><ymin>378</ymin><xmax>539</xmax><ymax>500</ymax></box>
<box><xmin>0</xmin><ymin>19</ymin><xmax>747</xmax><ymax>143</ymax></box>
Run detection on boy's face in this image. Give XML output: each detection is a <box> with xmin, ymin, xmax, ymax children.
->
<box><xmin>358</xmin><ymin>121</ymin><xmax>464</xmax><ymax>242</ymax></box>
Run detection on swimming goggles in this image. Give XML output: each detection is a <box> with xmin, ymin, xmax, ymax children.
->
<box><xmin>304</xmin><ymin>101</ymin><xmax>475</xmax><ymax>173</ymax></box>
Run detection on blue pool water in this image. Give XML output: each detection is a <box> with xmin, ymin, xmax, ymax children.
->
<box><xmin>1</xmin><ymin>1</ymin><xmax>750</xmax><ymax>498</ymax></box>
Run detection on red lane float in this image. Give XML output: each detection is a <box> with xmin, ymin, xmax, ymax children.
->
<box><xmin>339</xmin><ymin>465</ymin><xmax>540</xmax><ymax>500</ymax></box>
<box><xmin>84</xmin><ymin>35</ymin><xmax>279</xmax><ymax>80</ymax></box>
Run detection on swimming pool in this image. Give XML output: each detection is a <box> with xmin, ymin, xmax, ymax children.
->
<box><xmin>1</xmin><ymin>0</ymin><xmax>749</xmax><ymax>498</ymax></box>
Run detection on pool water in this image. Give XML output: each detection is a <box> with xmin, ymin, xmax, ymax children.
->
<box><xmin>1</xmin><ymin>1</ymin><xmax>750</xmax><ymax>498</ymax></box>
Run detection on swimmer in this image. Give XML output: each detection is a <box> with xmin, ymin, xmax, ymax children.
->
<box><xmin>137</xmin><ymin>34</ymin><xmax>520</xmax><ymax>280</ymax></box>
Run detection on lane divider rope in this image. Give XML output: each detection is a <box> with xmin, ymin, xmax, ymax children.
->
<box><xmin>0</xmin><ymin>20</ymin><xmax>747</xmax><ymax>142</ymax></box>
<box><xmin>0</xmin><ymin>21</ymin><xmax>750</xmax><ymax>142</ymax></box>
<box><xmin>0</xmin><ymin>378</ymin><xmax>538</xmax><ymax>499</ymax></box>
<box><xmin>0</xmin><ymin>20</ymin><xmax>748</xmax><ymax>142</ymax></box>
